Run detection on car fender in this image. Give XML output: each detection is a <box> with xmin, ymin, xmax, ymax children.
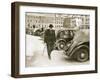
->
<box><xmin>69</xmin><ymin>44</ymin><xmax>89</xmax><ymax>57</ymax></box>
<box><xmin>56</xmin><ymin>39</ymin><xmax>66</xmax><ymax>43</ymax></box>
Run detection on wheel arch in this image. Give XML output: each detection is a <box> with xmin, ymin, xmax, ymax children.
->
<box><xmin>69</xmin><ymin>44</ymin><xmax>89</xmax><ymax>57</ymax></box>
<box><xmin>56</xmin><ymin>39</ymin><xmax>66</xmax><ymax>43</ymax></box>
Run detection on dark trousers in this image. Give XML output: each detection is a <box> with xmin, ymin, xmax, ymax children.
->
<box><xmin>46</xmin><ymin>42</ymin><xmax>54</xmax><ymax>59</ymax></box>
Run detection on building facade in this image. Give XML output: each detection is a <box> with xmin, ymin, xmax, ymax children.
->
<box><xmin>25</xmin><ymin>13</ymin><xmax>90</xmax><ymax>31</ymax></box>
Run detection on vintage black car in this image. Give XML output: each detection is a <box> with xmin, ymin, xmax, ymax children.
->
<box><xmin>54</xmin><ymin>29</ymin><xmax>89</xmax><ymax>62</ymax></box>
<box><xmin>34</xmin><ymin>27</ymin><xmax>44</xmax><ymax>36</ymax></box>
<box><xmin>64</xmin><ymin>30</ymin><xmax>89</xmax><ymax>62</ymax></box>
<box><xmin>55</xmin><ymin>29</ymin><xmax>75</xmax><ymax>50</ymax></box>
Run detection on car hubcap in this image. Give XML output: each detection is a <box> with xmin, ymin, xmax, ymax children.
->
<box><xmin>59</xmin><ymin>43</ymin><xmax>65</xmax><ymax>49</ymax></box>
<box><xmin>80</xmin><ymin>52</ymin><xmax>85</xmax><ymax>59</ymax></box>
<box><xmin>60</xmin><ymin>44</ymin><xmax>64</xmax><ymax>48</ymax></box>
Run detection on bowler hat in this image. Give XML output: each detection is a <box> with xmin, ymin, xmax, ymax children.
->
<box><xmin>49</xmin><ymin>24</ymin><xmax>53</xmax><ymax>28</ymax></box>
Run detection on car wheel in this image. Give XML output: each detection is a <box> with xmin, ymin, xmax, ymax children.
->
<box><xmin>57</xmin><ymin>40</ymin><xmax>66</xmax><ymax>50</ymax></box>
<box><xmin>75</xmin><ymin>48</ymin><xmax>89</xmax><ymax>62</ymax></box>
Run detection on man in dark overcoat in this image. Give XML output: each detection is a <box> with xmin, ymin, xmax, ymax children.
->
<box><xmin>44</xmin><ymin>24</ymin><xmax>56</xmax><ymax>59</ymax></box>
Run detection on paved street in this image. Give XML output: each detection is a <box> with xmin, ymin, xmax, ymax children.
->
<box><xmin>26</xmin><ymin>35</ymin><xmax>89</xmax><ymax>67</ymax></box>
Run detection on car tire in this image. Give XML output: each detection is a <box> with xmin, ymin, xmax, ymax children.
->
<box><xmin>57</xmin><ymin>40</ymin><xmax>66</xmax><ymax>50</ymax></box>
<box><xmin>75</xmin><ymin>47</ymin><xmax>89</xmax><ymax>62</ymax></box>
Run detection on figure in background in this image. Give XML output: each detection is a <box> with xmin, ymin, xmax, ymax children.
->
<box><xmin>44</xmin><ymin>24</ymin><xmax>56</xmax><ymax>59</ymax></box>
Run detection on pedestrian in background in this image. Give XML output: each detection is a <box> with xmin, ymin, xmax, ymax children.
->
<box><xmin>44</xmin><ymin>24</ymin><xmax>56</xmax><ymax>59</ymax></box>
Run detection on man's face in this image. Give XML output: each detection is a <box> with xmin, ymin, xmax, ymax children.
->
<box><xmin>49</xmin><ymin>27</ymin><xmax>53</xmax><ymax>30</ymax></box>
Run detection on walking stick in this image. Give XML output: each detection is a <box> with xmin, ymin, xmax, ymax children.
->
<box><xmin>42</xmin><ymin>44</ymin><xmax>46</xmax><ymax>56</ymax></box>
